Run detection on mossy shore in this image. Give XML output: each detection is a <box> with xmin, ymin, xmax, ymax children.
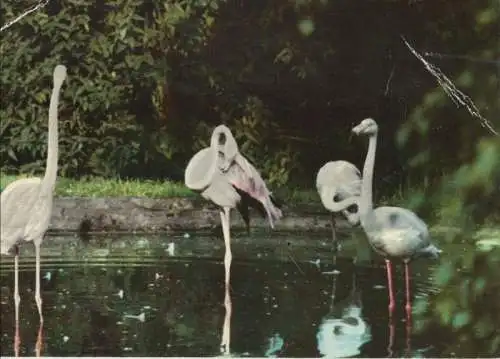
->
<box><xmin>1</xmin><ymin>173</ymin><xmax>346</xmax><ymax>234</ymax></box>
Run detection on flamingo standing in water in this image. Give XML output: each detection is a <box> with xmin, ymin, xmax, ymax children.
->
<box><xmin>332</xmin><ymin>118</ymin><xmax>441</xmax><ymax>321</ymax></box>
<box><xmin>184</xmin><ymin>124</ymin><xmax>282</xmax><ymax>354</ymax></box>
<box><xmin>1</xmin><ymin>65</ymin><xmax>67</xmax><ymax>325</ymax></box>
<box><xmin>316</xmin><ymin>160</ymin><xmax>361</xmax><ymax>250</ymax></box>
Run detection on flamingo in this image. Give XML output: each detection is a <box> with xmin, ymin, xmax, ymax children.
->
<box><xmin>331</xmin><ymin>118</ymin><xmax>441</xmax><ymax>322</ymax></box>
<box><xmin>184</xmin><ymin>124</ymin><xmax>282</xmax><ymax>354</ymax></box>
<box><xmin>1</xmin><ymin>64</ymin><xmax>67</xmax><ymax>327</ymax></box>
<box><xmin>316</xmin><ymin>160</ymin><xmax>361</xmax><ymax>249</ymax></box>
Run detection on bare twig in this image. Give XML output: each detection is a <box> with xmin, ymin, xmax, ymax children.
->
<box><xmin>384</xmin><ymin>65</ymin><xmax>395</xmax><ymax>96</ymax></box>
<box><xmin>402</xmin><ymin>36</ymin><xmax>499</xmax><ymax>136</ymax></box>
<box><xmin>424</xmin><ymin>52</ymin><xmax>500</xmax><ymax>65</ymax></box>
<box><xmin>0</xmin><ymin>0</ymin><xmax>50</xmax><ymax>33</ymax></box>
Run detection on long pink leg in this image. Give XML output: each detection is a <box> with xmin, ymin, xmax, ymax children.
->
<box><xmin>404</xmin><ymin>260</ymin><xmax>413</xmax><ymax>356</ymax></box>
<box><xmin>385</xmin><ymin>259</ymin><xmax>395</xmax><ymax>316</ymax></box>
<box><xmin>219</xmin><ymin>207</ymin><xmax>232</xmax><ymax>355</ymax></box>
<box><xmin>404</xmin><ymin>260</ymin><xmax>412</xmax><ymax>322</ymax></box>
<box><xmin>405</xmin><ymin>316</ymin><xmax>412</xmax><ymax>357</ymax></box>
<box><xmin>14</xmin><ymin>321</ymin><xmax>20</xmax><ymax>358</ymax></box>
<box><xmin>34</xmin><ymin>241</ymin><xmax>43</xmax><ymax>324</ymax></box>
<box><xmin>387</xmin><ymin>319</ymin><xmax>395</xmax><ymax>357</ymax></box>
<box><xmin>36</xmin><ymin>322</ymin><xmax>44</xmax><ymax>357</ymax></box>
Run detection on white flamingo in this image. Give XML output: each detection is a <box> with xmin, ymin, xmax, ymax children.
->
<box><xmin>184</xmin><ymin>124</ymin><xmax>282</xmax><ymax>354</ymax></box>
<box><xmin>1</xmin><ymin>64</ymin><xmax>67</xmax><ymax>326</ymax></box>
<box><xmin>316</xmin><ymin>161</ymin><xmax>361</xmax><ymax>248</ymax></box>
<box><xmin>332</xmin><ymin>118</ymin><xmax>441</xmax><ymax>320</ymax></box>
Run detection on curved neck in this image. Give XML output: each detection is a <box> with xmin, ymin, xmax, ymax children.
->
<box><xmin>359</xmin><ymin>134</ymin><xmax>377</xmax><ymax>221</ymax></box>
<box><xmin>321</xmin><ymin>191</ymin><xmax>359</xmax><ymax>212</ymax></box>
<box><xmin>41</xmin><ymin>81</ymin><xmax>63</xmax><ymax>193</ymax></box>
<box><xmin>189</xmin><ymin>133</ymin><xmax>220</xmax><ymax>190</ymax></box>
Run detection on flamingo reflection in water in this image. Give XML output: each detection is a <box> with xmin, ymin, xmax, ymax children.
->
<box><xmin>13</xmin><ymin>311</ymin><xmax>44</xmax><ymax>357</ymax></box>
<box><xmin>184</xmin><ymin>124</ymin><xmax>282</xmax><ymax>355</ymax></box>
<box><xmin>219</xmin><ymin>279</ymin><xmax>232</xmax><ymax>357</ymax></box>
<box><xmin>316</xmin><ymin>265</ymin><xmax>371</xmax><ymax>358</ymax></box>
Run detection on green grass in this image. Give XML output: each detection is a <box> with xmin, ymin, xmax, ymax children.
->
<box><xmin>0</xmin><ymin>172</ymin><xmax>431</xmax><ymax>206</ymax></box>
<box><xmin>0</xmin><ymin>172</ymin><xmax>321</xmax><ymax>202</ymax></box>
<box><xmin>0</xmin><ymin>172</ymin><xmax>473</xmax><ymax>215</ymax></box>
<box><xmin>0</xmin><ymin>174</ymin><xmax>195</xmax><ymax>198</ymax></box>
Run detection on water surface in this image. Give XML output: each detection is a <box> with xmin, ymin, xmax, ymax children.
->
<box><xmin>0</xmin><ymin>231</ymin><xmax>453</xmax><ymax>357</ymax></box>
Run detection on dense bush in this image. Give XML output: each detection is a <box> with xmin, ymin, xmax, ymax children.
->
<box><xmin>0</xmin><ymin>0</ymin><xmax>219</xmax><ymax>179</ymax></box>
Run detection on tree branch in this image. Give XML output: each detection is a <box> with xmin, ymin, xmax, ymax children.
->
<box><xmin>402</xmin><ymin>36</ymin><xmax>498</xmax><ymax>137</ymax></box>
<box><xmin>0</xmin><ymin>0</ymin><xmax>50</xmax><ymax>33</ymax></box>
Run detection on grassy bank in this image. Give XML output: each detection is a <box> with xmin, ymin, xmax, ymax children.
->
<box><xmin>0</xmin><ymin>173</ymin><xmax>322</xmax><ymax>203</ymax></box>
<box><xmin>0</xmin><ymin>174</ymin><xmax>194</xmax><ymax>198</ymax></box>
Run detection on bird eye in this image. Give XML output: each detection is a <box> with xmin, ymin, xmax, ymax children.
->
<box><xmin>333</xmin><ymin>194</ymin><xmax>341</xmax><ymax>202</ymax></box>
<box><xmin>347</xmin><ymin>204</ymin><xmax>358</xmax><ymax>213</ymax></box>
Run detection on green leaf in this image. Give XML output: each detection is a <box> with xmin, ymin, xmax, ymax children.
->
<box><xmin>452</xmin><ymin>311</ymin><xmax>470</xmax><ymax>330</ymax></box>
<box><xmin>298</xmin><ymin>18</ymin><xmax>315</xmax><ymax>36</ymax></box>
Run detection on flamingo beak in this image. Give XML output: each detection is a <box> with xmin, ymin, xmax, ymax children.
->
<box><xmin>351</xmin><ymin>125</ymin><xmax>361</xmax><ymax>135</ymax></box>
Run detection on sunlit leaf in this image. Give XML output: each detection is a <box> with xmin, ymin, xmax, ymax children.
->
<box><xmin>435</xmin><ymin>261</ymin><xmax>454</xmax><ymax>286</ymax></box>
<box><xmin>452</xmin><ymin>311</ymin><xmax>470</xmax><ymax>330</ymax></box>
<box><xmin>298</xmin><ymin>18</ymin><xmax>315</xmax><ymax>36</ymax></box>
<box><xmin>436</xmin><ymin>298</ymin><xmax>456</xmax><ymax>325</ymax></box>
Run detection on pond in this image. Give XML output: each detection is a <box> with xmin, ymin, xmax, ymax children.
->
<box><xmin>0</xmin><ymin>230</ymin><xmax>463</xmax><ymax>357</ymax></box>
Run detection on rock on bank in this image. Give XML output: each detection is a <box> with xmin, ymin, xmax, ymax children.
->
<box><xmin>49</xmin><ymin>197</ymin><xmax>352</xmax><ymax>234</ymax></box>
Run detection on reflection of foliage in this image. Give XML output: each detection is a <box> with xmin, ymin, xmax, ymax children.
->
<box><xmin>414</xmin><ymin>248</ymin><xmax>500</xmax><ymax>356</ymax></box>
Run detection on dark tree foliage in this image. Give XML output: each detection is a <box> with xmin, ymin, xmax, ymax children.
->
<box><xmin>1</xmin><ymin>0</ymin><xmax>497</xmax><ymax>189</ymax></box>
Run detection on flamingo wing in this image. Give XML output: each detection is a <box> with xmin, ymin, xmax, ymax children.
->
<box><xmin>224</xmin><ymin>154</ymin><xmax>282</xmax><ymax>227</ymax></box>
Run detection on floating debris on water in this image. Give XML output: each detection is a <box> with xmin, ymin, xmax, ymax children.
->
<box><xmin>123</xmin><ymin>312</ymin><xmax>146</xmax><ymax>322</ymax></box>
<box><xmin>265</xmin><ymin>333</ymin><xmax>284</xmax><ymax>357</ymax></box>
<box><xmin>166</xmin><ymin>242</ymin><xmax>175</xmax><ymax>256</ymax></box>
<box><xmin>308</xmin><ymin>259</ymin><xmax>321</xmax><ymax>268</ymax></box>
<box><xmin>322</xmin><ymin>269</ymin><xmax>341</xmax><ymax>275</ymax></box>
<box><xmin>183</xmin><ymin>233</ymin><xmax>190</xmax><ymax>239</ymax></box>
